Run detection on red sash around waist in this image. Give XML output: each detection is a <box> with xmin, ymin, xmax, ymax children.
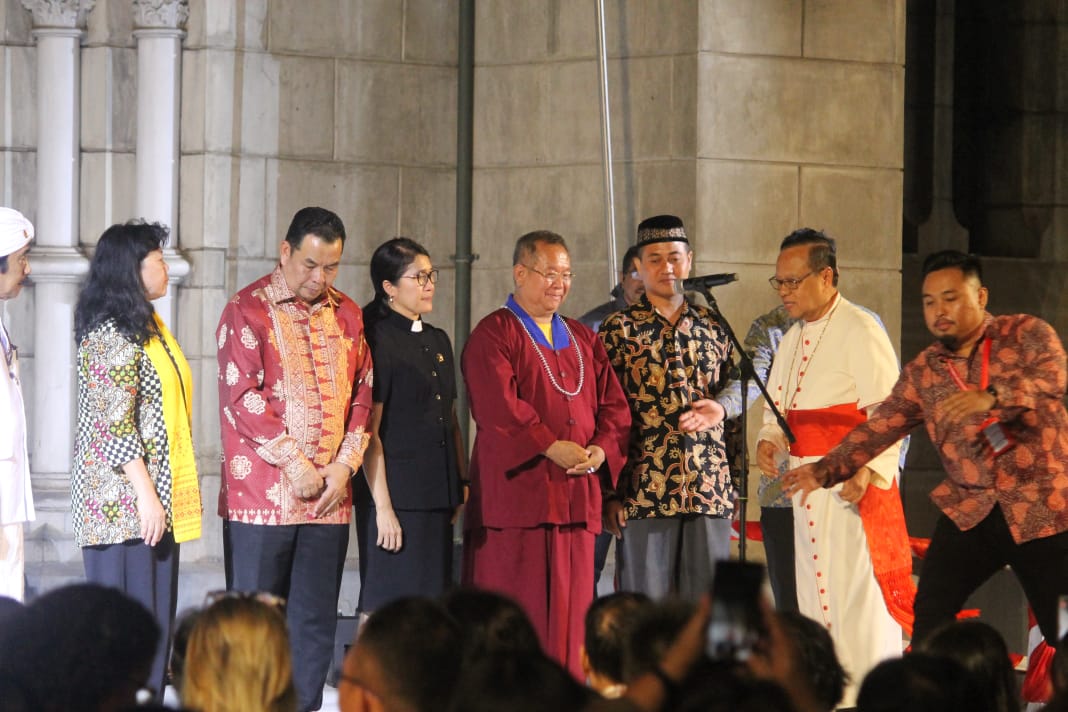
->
<box><xmin>786</xmin><ymin>403</ymin><xmax>866</xmax><ymax>457</ymax></box>
<box><xmin>787</xmin><ymin>403</ymin><xmax>916</xmax><ymax>634</ymax></box>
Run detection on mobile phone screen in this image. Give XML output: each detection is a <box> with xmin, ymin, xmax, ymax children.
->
<box><xmin>706</xmin><ymin>559</ymin><xmax>766</xmax><ymax>661</ymax></box>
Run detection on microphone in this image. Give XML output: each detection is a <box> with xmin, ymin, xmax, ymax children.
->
<box><xmin>675</xmin><ymin>272</ymin><xmax>738</xmax><ymax>293</ymax></box>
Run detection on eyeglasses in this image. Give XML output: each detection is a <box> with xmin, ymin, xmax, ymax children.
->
<box><xmin>400</xmin><ymin>269</ymin><xmax>439</xmax><ymax>287</ymax></box>
<box><xmin>524</xmin><ymin>265</ymin><xmax>575</xmax><ymax>284</ymax></box>
<box><xmin>768</xmin><ymin>271</ymin><xmax>817</xmax><ymax>292</ymax></box>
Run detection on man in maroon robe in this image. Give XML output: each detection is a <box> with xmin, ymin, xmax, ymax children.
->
<box><xmin>461</xmin><ymin>230</ymin><xmax>630</xmax><ymax>678</ymax></box>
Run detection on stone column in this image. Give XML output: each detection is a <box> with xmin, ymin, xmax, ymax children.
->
<box><xmin>20</xmin><ymin>0</ymin><xmax>93</xmax><ymax>489</ymax></box>
<box><xmin>133</xmin><ymin>0</ymin><xmax>189</xmax><ymax>328</ymax></box>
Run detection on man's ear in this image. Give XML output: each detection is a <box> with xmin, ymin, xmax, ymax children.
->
<box><xmin>580</xmin><ymin>644</ymin><xmax>593</xmax><ymax>679</ymax></box>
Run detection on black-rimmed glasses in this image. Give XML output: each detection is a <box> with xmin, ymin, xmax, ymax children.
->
<box><xmin>768</xmin><ymin>271</ymin><xmax>816</xmax><ymax>292</ymax></box>
<box><xmin>401</xmin><ymin>269</ymin><xmax>439</xmax><ymax>286</ymax></box>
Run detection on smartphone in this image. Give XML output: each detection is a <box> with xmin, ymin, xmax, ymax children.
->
<box><xmin>706</xmin><ymin>559</ymin><xmax>766</xmax><ymax>661</ymax></box>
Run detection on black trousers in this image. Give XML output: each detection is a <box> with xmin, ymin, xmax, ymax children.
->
<box><xmin>760</xmin><ymin>506</ymin><xmax>799</xmax><ymax>613</ymax></box>
<box><xmin>224</xmin><ymin>521</ymin><xmax>349</xmax><ymax>712</ymax></box>
<box><xmin>913</xmin><ymin>505</ymin><xmax>1068</xmax><ymax>645</ymax></box>
<box><xmin>82</xmin><ymin>532</ymin><xmax>179</xmax><ymax>700</ymax></box>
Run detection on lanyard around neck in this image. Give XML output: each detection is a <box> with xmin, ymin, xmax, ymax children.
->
<box><xmin>945</xmin><ymin>337</ymin><xmax>991</xmax><ymax>392</ymax></box>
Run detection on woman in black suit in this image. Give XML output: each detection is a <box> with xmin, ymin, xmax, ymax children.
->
<box><xmin>355</xmin><ymin>237</ymin><xmax>465</xmax><ymax>612</ymax></box>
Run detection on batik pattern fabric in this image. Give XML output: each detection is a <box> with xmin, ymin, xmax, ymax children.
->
<box><xmin>822</xmin><ymin>312</ymin><xmax>1068</xmax><ymax>544</ymax></box>
<box><xmin>599</xmin><ymin>296</ymin><xmax>734</xmax><ymax>520</ymax></box>
<box><xmin>216</xmin><ymin>267</ymin><xmax>373</xmax><ymax>526</ymax></box>
<box><xmin>72</xmin><ymin>321</ymin><xmax>173</xmax><ymax>547</ymax></box>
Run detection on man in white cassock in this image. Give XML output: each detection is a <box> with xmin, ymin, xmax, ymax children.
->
<box><xmin>757</xmin><ymin>229</ymin><xmax>913</xmax><ymax>708</ymax></box>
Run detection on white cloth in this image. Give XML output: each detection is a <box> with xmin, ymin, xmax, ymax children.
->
<box><xmin>759</xmin><ymin>294</ymin><xmax>903</xmax><ymax>708</ymax></box>
<box><xmin>0</xmin><ymin>208</ymin><xmax>32</xmax><ymax>258</ymax></box>
<box><xmin>0</xmin><ymin>314</ymin><xmax>33</xmax><ymax>526</ymax></box>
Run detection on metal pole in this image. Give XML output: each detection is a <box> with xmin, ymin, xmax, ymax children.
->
<box><xmin>595</xmin><ymin>0</ymin><xmax>618</xmax><ymax>290</ymax></box>
<box><xmin>454</xmin><ymin>0</ymin><xmax>476</xmax><ymax>448</ymax></box>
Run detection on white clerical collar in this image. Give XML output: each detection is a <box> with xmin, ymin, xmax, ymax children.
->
<box><xmin>805</xmin><ymin>292</ymin><xmax>841</xmax><ymax>325</ymax></box>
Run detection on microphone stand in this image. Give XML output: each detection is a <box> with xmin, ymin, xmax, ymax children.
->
<box><xmin>699</xmin><ymin>288</ymin><xmax>794</xmax><ymax>562</ymax></box>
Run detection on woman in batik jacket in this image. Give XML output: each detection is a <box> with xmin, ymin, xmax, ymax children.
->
<box><xmin>72</xmin><ymin>220</ymin><xmax>201</xmax><ymax>700</ymax></box>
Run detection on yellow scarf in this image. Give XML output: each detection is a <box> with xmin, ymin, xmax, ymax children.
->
<box><xmin>143</xmin><ymin>314</ymin><xmax>202</xmax><ymax>543</ymax></box>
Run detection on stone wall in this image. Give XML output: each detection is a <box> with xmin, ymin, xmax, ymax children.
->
<box><xmin>3</xmin><ymin>0</ymin><xmax>909</xmax><ymax>609</ymax></box>
<box><xmin>469</xmin><ymin>0</ymin><xmax>905</xmax><ymax>348</ymax></box>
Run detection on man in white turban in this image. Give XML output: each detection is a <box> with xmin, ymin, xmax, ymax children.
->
<box><xmin>0</xmin><ymin>207</ymin><xmax>34</xmax><ymax>600</ymax></box>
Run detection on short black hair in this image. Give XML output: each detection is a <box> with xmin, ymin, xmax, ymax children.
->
<box><xmin>777</xmin><ymin>612</ymin><xmax>847</xmax><ymax>709</ymax></box>
<box><xmin>584</xmin><ymin>592</ymin><xmax>651</xmax><ymax>683</ymax></box>
<box><xmin>621</xmin><ymin>599</ymin><xmax>694</xmax><ymax>682</ymax></box>
<box><xmin>355</xmin><ymin>597</ymin><xmax>462</xmax><ymax>712</ymax></box>
<box><xmin>921</xmin><ymin>249</ymin><xmax>983</xmax><ymax>281</ymax></box>
<box><xmin>442</xmin><ymin>588</ymin><xmax>542</xmax><ymax>661</ymax></box>
<box><xmin>447</xmin><ymin>651</ymin><xmax>593</xmax><ymax>712</ymax></box>
<box><xmin>856</xmin><ymin>654</ymin><xmax>986</xmax><ymax>712</ymax></box>
<box><xmin>513</xmin><ymin>230</ymin><xmax>567</xmax><ymax>266</ymax></box>
<box><xmin>0</xmin><ymin>584</ymin><xmax>160</xmax><ymax>712</ymax></box>
<box><xmin>780</xmin><ymin>228</ymin><xmax>838</xmax><ymax>286</ymax></box>
<box><xmin>620</xmin><ymin>244</ymin><xmax>641</xmax><ymax>276</ymax></box>
<box><xmin>284</xmin><ymin>206</ymin><xmax>346</xmax><ymax>249</ymax></box>
<box><xmin>913</xmin><ymin>619</ymin><xmax>1017</xmax><ymax>712</ymax></box>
